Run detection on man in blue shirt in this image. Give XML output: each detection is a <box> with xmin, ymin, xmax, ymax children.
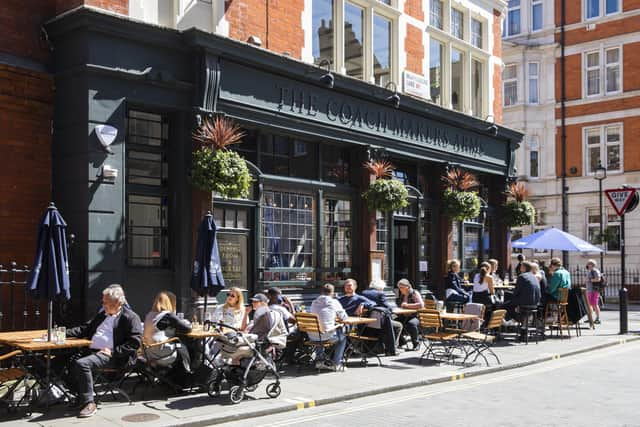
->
<box><xmin>338</xmin><ymin>279</ymin><xmax>375</xmax><ymax>316</ymax></box>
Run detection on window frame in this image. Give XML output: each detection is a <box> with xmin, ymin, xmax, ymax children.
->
<box><xmin>528</xmin><ymin>136</ymin><xmax>540</xmax><ymax>178</ymax></box>
<box><xmin>503</xmin><ymin>64</ymin><xmax>518</xmax><ymax>107</ymax></box>
<box><xmin>583</xmin><ymin>123</ymin><xmax>624</xmax><ymax>176</ymax></box>
<box><xmin>605</xmin><ymin>47</ymin><xmax>621</xmax><ymax>95</ymax></box>
<box><xmin>584</xmin><ymin>0</ymin><xmax>621</xmax><ymax>20</ymax></box>
<box><xmin>504</xmin><ymin>0</ymin><xmax>521</xmax><ymax>37</ymax></box>
<box><xmin>451</xmin><ymin>8</ymin><xmax>464</xmax><ymax>40</ymax></box>
<box><xmin>430</xmin><ymin>0</ymin><xmax>444</xmax><ymax>30</ymax></box>
<box><xmin>527</xmin><ymin>61</ymin><xmax>539</xmax><ymax>104</ymax></box>
<box><xmin>531</xmin><ymin>0</ymin><xmax>543</xmax><ymax>32</ymax></box>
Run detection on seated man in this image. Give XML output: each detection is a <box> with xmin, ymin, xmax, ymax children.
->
<box><xmin>504</xmin><ymin>262</ymin><xmax>541</xmax><ymax>330</ymax></box>
<box><xmin>338</xmin><ymin>278</ymin><xmax>375</xmax><ymax>316</ymax></box>
<box><xmin>362</xmin><ymin>279</ymin><xmax>403</xmax><ymax>354</ymax></box>
<box><xmin>310</xmin><ymin>284</ymin><xmax>348</xmax><ymax>371</ymax></box>
<box><xmin>67</xmin><ymin>284</ymin><xmax>142</xmax><ymax>418</ymax></box>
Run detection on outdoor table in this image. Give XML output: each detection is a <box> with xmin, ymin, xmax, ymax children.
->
<box><xmin>440</xmin><ymin>313</ymin><xmax>479</xmax><ymax>321</ymax></box>
<box><xmin>339</xmin><ymin>316</ymin><xmax>377</xmax><ymax>326</ymax></box>
<box><xmin>338</xmin><ymin>317</ymin><xmax>380</xmax><ymax>366</ymax></box>
<box><xmin>392</xmin><ymin>308</ymin><xmax>417</xmax><ymax>316</ymax></box>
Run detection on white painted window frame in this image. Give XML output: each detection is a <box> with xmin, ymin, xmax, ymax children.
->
<box><xmin>582</xmin><ymin>123</ymin><xmax>624</xmax><ymax>176</ymax></box>
<box><xmin>604</xmin><ymin>47</ymin><xmax>621</xmax><ymax>95</ymax></box>
<box><xmin>504</xmin><ymin>0</ymin><xmax>521</xmax><ymax>36</ymax></box>
<box><xmin>531</xmin><ymin>0</ymin><xmax>543</xmax><ymax>32</ymax></box>
<box><xmin>503</xmin><ymin>64</ymin><xmax>518</xmax><ymax>107</ymax></box>
<box><xmin>527</xmin><ymin>61</ymin><xmax>539</xmax><ymax>104</ymax></box>
<box><xmin>582</xmin><ymin>45</ymin><xmax>622</xmax><ymax>98</ymax></box>
<box><xmin>584</xmin><ymin>0</ymin><xmax>621</xmax><ymax>21</ymax></box>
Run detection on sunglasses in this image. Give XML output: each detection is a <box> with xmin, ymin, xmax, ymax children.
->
<box><xmin>227</xmin><ymin>294</ymin><xmax>238</xmax><ymax>298</ymax></box>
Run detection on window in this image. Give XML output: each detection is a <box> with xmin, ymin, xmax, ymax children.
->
<box><xmin>504</xmin><ymin>0</ymin><xmax>521</xmax><ymax>36</ymax></box>
<box><xmin>605</xmin><ymin>48</ymin><xmax>620</xmax><ymax>93</ymax></box>
<box><xmin>471</xmin><ymin>59</ymin><xmax>483</xmax><ymax>117</ymax></box>
<box><xmin>451</xmin><ymin>9</ymin><xmax>464</xmax><ymax>40</ymax></box>
<box><xmin>462</xmin><ymin>225</ymin><xmax>480</xmax><ymax>271</ymax></box>
<box><xmin>586</xmin><ymin>0</ymin><xmax>620</xmax><ymax>19</ymax></box>
<box><xmin>429</xmin><ymin>39</ymin><xmax>443</xmax><ymax>105</ymax></box>
<box><xmin>260</xmin><ymin>190</ymin><xmax>315</xmax><ymax>282</ymax></box>
<box><xmin>312</xmin><ymin>0</ymin><xmax>334</xmax><ymax>67</ymax></box>
<box><xmin>530</xmin><ymin>150</ymin><xmax>539</xmax><ymax>178</ymax></box>
<box><xmin>471</xmin><ymin>19</ymin><xmax>482</xmax><ymax>49</ymax></box>
<box><xmin>373</xmin><ymin>13</ymin><xmax>392</xmax><ymax>86</ymax></box>
<box><xmin>587</xmin><ymin>208</ymin><xmax>621</xmax><ymax>252</ymax></box>
<box><xmin>126</xmin><ymin>110</ymin><xmax>169</xmax><ymax>267</ymax></box>
<box><xmin>528</xmin><ymin>62</ymin><xmax>539</xmax><ymax>104</ymax></box>
<box><xmin>532</xmin><ymin>0</ymin><xmax>543</xmax><ymax>31</ymax></box>
<box><xmin>584</xmin><ymin>124</ymin><xmax>622</xmax><ymax>175</ymax></box>
<box><xmin>322</xmin><ymin>145</ymin><xmax>351</xmax><ymax>184</ymax></box>
<box><xmin>586</xmin><ymin>51</ymin><xmax>600</xmax><ymax>96</ymax></box>
<box><xmin>213</xmin><ymin>207</ymin><xmax>250</xmax><ymax>289</ymax></box>
<box><xmin>503</xmin><ymin>64</ymin><xmax>518</xmax><ymax>106</ymax></box>
<box><xmin>313</xmin><ymin>1</ymin><xmax>397</xmax><ymax>86</ymax></box>
<box><xmin>260</xmin><ymin>135</ymin><xmax>317</xmax><ymax>179</ymax></box>
<box><xmin>322</xmin><ymin>198</ymin><xmax>352</xmax><ymax>281</ymax></box>
<box><xmin>451</xmin><ymin>49</ymin><xmax>464</xmax><ymax>111</ymax></box>
<box><xmin>376</xmin><ymin>211</ymin><xmax>389</xmax><ymax>281</ymax></box>
<box><xmin>430</xmin><ymin>0</ymin><xmax>443</xmax><ymax>30</ymax></box>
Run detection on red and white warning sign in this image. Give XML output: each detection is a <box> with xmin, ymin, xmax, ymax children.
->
<box><xmin>605</xmin><ymin>188</ymin><xmax>637</xmax><ymax>216</ymax></box>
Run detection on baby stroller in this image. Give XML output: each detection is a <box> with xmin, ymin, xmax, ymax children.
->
<box><xmin>207</xmin><ymin>312</ymin><xmax>286</xmax><ymax>404</ymax></box>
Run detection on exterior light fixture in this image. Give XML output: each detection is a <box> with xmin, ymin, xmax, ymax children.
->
<box><xmin>247</xmin><ymin>35</ymin><xmax>262</xmax><ymax>46</ymax></box>
<box><xmin>318</xmin><ymin>59</ymin><xmax>334</xmax><ymax>88</ymax></box>
<box><xmin>484</xmin><ymin>115</ymin><xmax>498</xmax><ymax>136</ymax></box>
<box><xmin>385</xmin><ymin>81</ymin><xmax>400</xmax><ymax>108</ymax></box>
<box><xmin>95</xmin><ymin>124</ymin><xmax>117</xmax><ymax>154</ymax></box>
<box><xmin>594</xmin><ymin>161</ymin><xmax>607</xmax><ymax>268</ymax></box>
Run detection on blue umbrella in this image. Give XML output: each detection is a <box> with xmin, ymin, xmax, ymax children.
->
<box><xmin>27</xmin><ymin>203</ymin><xmax>71</xmax><ymax>340</ymax></box>
<box><xmin>512</xmin><ymin>227</ymin><xmax>603</xmax><ymax>252</ymax></box>
<box><xmin>191</xmin><ymin>212</ymin><xmax>225</xmax><ymax>319</ymax></box>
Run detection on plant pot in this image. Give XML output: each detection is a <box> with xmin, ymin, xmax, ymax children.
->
<box><xmin>442</xmin><ymin>189</ymin><xmax>480</xmax><ymax>221</ymax></box>
<box><xmin>362</xmin><ymin>179</ymin><xmax>409</xmax><ymax>212</ymax></box>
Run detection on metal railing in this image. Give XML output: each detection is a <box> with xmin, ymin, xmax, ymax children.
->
<box><xmin>0</xmin><ymin>262</ymin><xmax>41</xmax><ymax>331</ymax></box>
<box><xmin>569</xmin><ymin>266</ymin><xmax>640</xmax><ymax>301</ymax></box>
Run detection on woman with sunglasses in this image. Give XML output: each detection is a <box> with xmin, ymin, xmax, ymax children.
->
<box><xmin>211</xmin><ymin>287</ymin><xmax>246</xmax><ymax>329</ymax></box>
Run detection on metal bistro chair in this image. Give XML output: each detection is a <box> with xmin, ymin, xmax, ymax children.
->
<box><xmin>544</xmin><ymin>288</ymin><xmax>571</xmax><ymax>339</ymax></box>
<box><xmin>134</xmin><ymin>337</ymin><xmax>184</xmax><ymax>395</ymax></box>
<box><xmin>94</xmin><ymin>360</ymin><xmax>137</xmax><ymax>405</ymax></box>
<box><xmin>417</xmin><ymin>309</ymin><xmax>460</xmax><ymax>364</ymax></box>
<box><xmin>461</xmin><ymin>309</ymin><xmax>506</xmax><ymax>366</ymax></box>
<box><xmin>294</xmin><ymin>312</ymin><xmax>344</xmax><ymax>370</ymax></box>
<box><xmin>0</xmin><ymin>350</ymin><xmax>28</xmax><ymax>412</ymax></box>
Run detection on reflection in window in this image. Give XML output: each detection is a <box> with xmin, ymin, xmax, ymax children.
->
<box><xmin>312</xmin><ymin>0</ymin><xmax>334</xmax><ymax>67</ymax></box>
<box><xmin>260</xmin><ymin>190</ymin><xmax>315</xmax><ymax>282</ymax></box>
<box><xmin>430</xmin><ymin>0</ymin><xmax>443</xmax><ymax>29</ymax></box>
<box><xmin>511</xmin><ymin>229</ymin><xmax>523</xmax><ymax>254</ymax></box>
<box><xmin>344</xmin><ymin>2</ymin><xmax>364</xmax><ymax>79</ymax></box>
<box><xmin>472</xmin><ymin>59</ymin><xmax>483</xmax><ymax>118</ymax></box>
<box><xmin>376</xmin><ymin>211</ymin><xmax>389</xmax><ymax>282</ymax></box>
<box><xmin>260</xmin><ymin>135</ymin><xmax>317</xmax><ymax>179</ymax></box>
<box><xmin>373</xmin><ymin>14</ymin><xmax>391</xmax><ymax>86</ymax></box>
<box><xmin>429</xmin><ymin>39</ymin><xmax>443</xmax><ymax>105</ymax></box>
<box><xmin>506</xmin><ymin>0</ymin><xmax>521</xmax><ymax>35</ymax></box>
<box><xmin>322</xmin><ymin>199</ymin><xmax>352</xmax><ymax>271</ymax></box>
<box><xmin>471</xmin><ymin>19</ymin><xmax>482</xmax><ymax>48</ymax></box>
<box><xmin>463</xmin><ymin>226</ymin><xmax>480</xmax><ymax>271</ymax></box>
<box><xmin>528</xmin><ymin>62</ymin><xmax>539</xmax><ymax>104</ymax></box>
<box><xmin>451</xmin><ymin>49</ymin><xmax>463</xmax><ymax>111</ymax></box>
<box><xmin>451</xmin><ymin>9</ymin><xmax>464</xmax><ymax>39</ymax></box>
<box><xmin>126</xmin><ymin>110</ymin><xmax>169</xmax><ymax>267</ymax></box>
<box><xmin>322</xmin><ymin>145</ymin><xmax>351</xmax><ymax>184</ymax></box>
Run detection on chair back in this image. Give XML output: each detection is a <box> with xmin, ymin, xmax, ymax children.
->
<box><xmin>486</xmin><ymin>309</ymin><xmax>507</xmax><ymax>331</ymax></box>
<box><xmin>295</xmin><ymin>312</ymin><xmax>323</xmax><ymax>334</ymax></box>
<box><xmin>418</xmin><ymin>309</ymin><xmax>442</xmax><ymax>330</ymax></box>
<box><xmin>423</xmin><ymin>299</ymin><xmax>436</xmax><ymax>310</ymax></box>
<box><xmin>557</xmin><ymin>287</ymin><xmax>569</xmax><ymax>304</ymax></box>
<box><xmin>462</xmin><ymin>303</ymin><xmax>485</xmax><ymax>331</ymax></box>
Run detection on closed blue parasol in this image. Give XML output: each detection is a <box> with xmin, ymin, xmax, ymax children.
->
<box><xmin>191</xmin><ymin>212</ymin><xmax>225</xmax><ymax>318</ymax></box>
<box><xmin>512</xmin><ymin>227</ymin><xmax>603</xmax><ymax>252</ymax></box>
<box><xmin>27</xmin><ymin>203</ymin><xmax>71</xmax><ymax>340</ymax></box>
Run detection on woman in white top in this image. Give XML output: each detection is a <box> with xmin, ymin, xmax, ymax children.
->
<box><xmin>472</xmin><ymin>262</ymin><xmax>495</xmax><ymax>306</ymax></box>
<box><xmin>211</xmin><ymin>287</ymin><xmax>246</xmax><ymax>329</ymax></box>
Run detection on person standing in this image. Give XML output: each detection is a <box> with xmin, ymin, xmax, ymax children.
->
<box><xmin>585</xmin><ymin>259</ymin><xmax>603</xmax><ymax>324</ymax></box>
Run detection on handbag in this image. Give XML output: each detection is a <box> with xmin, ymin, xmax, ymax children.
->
<box><xmin>594</xmin><ymin>274</ymin><xmax>607</xmax><ymax>290</ymax></box>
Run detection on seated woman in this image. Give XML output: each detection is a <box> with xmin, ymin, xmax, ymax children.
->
<box><xmin>472</xmin><ymin>262</ymin><xmax>495</xmax><ymax>306</ymax></box>
<box><xmin>445</xmin><ymin>259</ymin><xmax>471</xmax><ymax>305</ymax></box>
<box><xmin>143</xmin><ymin>291</ymin><xmax>192</xmax><ymax>370</ymax></box>
<box><xmin>211</xmin><ymin>287</ymin><xmax>246</xmax><ymax>329</ymax></box>
<box><xmin>395</xmin><ymin>279</ymin><xmax>424</xmax><ymax>351</ymax></box>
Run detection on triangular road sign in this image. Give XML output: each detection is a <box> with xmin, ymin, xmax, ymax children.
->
<box><xmin>605</xmin><ymin>188</ymin><xmax>637</xmax><ymax>216</ymax></box>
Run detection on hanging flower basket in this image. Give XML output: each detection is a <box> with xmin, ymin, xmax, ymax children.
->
<box><xmin>503</xmin><ymin>182</ymin><xmax>536</xmax><ymax>227</ymax></box>
<box><xmin>362</xmin><ymin>160</ymin><xmax>409</xmax><ymax>212</ymax></box>
<box><xmin>442</xmin><ymin>189</ymin><xmax>481</xmax><ymax>221</ymax></box>
<box><xmin>190</xmin><ymin>116</ymin><xmax>252</xmax><ymax>199</ymax></box>
<box><xmin>441</xmin><ymin>167</ymin><xmax>481</xmax><ymax>221</ymax></box>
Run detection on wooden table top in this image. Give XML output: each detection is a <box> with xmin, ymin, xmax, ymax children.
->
<box><xmin>181</xmin><ymin>328</ymin><xmax>225</xmax><ymax>339</ymax></box>
<box><xmin>339</xmin><ymin>316</ymin><xmax>377</xmax><ymax>325</ymax></box>
<box><xmin>494</xmin><ymin>285</ymin><xmax>515</xmax><ymax>290</ymax></box>
<box><xmin>0</xmin><ymin>330</ymin><xmax>91</xmax><ymax>352</ymax></box>
<box><xmin>439</xmin><ymin>313</ymin><xmax>479</xmax><ymax>321</ymax></box>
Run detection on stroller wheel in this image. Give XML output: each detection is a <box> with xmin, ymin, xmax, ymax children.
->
<box><xmin>229</xmin><ymin>385</ymin><xmax>245</xmax><ymax>404</ymax></box>
<box><xmin>245</xmin><ymin>384</ymin><xmax>259</xmax><ymax>392</ymax></box>
<box><xmin>207</xmin><ymin>381</ymin><xmax>221</xmax><ymax>397</ymax></box>
<box><xmin>266</xmin><ymin>383</ymin><xmax>281</xmax><ymax>398</ymax></box>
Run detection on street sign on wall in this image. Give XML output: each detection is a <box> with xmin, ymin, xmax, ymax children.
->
<box><xmin>605</xmin><ymin>188</ymin><xmax>637</xmax><ymax>216</ymax></box>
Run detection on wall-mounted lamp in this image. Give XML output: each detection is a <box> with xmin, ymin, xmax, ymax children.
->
<box><xmin>95</xmin><ymin>124</ymin><xmax>117</xmax><ymax>154</ymax></box>
<box><xmin>385</xmin><ymin>82</ymin><xmax>400</xmax><ymax>109</ymax></box>
<box><xmin>100</xmin><ymin>165</ymin><xmax>118</xmax><ymax>182</ymax></box>
<box><xmin>484</xmin><ymin>115</ymin><xmax>498</xmax><ymax>136</ymax></box>
<box><xmin>317</xmin><ymin>59</ymin><xmax>334</xmax><ymax>88</ymax></box>
<box><xmin>247</xmin><ymin>35</ymin><xmax>262</xmax><ymax>46</ymax></box>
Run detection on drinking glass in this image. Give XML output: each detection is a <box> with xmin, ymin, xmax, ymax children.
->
<box><xmin>177</xmin><ymin>312</ymin><xmax>184</xmax><ymax>320</ymax></box>
<box><xmin>56</xmin><ymin>326</ymin><xmax>66</xmax><ymax>344</ymax></box>
<box><xmin>463</xmin><ymin>272</ymin><xmax>469</xmax><ymax>282</ymax></box>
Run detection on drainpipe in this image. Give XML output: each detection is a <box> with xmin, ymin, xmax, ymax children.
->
<box><xmin>560</xmin><ymin>0</ymin><xmax>569</xmax><ymax>266</ymax></box>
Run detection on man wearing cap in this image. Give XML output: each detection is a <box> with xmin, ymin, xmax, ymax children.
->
<box><xmin>243</xmin><ymin>293</ymin><xmax>274</xmax><ymax>341</ymax></box>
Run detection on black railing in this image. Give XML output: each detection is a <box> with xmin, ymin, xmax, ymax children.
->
<box><xmin>569</xmin><ymin>266</ymin><xmax>640</xmax><ymax>300</ymax></box>
<box><xmin>0</xmin><ymin>262</ymin><xmax>41</xmax><ymax>331</ymax></box>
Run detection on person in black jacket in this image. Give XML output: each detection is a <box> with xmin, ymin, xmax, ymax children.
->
<box><xmin>505</xmin><ymin>262</ymin><xmax>541</xmax><ymax>323</ymax></box>
<box><xmin>444</xmin><ymin>259</ymin><xmax>470</xmax><ymax>305</ymax></box>
<box><xmin>67</xmin><ymin>284</ymin><xmax>142</xmax><ymax>418</ymax></box>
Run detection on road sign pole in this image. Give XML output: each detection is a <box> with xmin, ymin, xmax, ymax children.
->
<box><xmin>619</xmin><ymin>212</ymin><xmax>627</xmax><ymax>334</ymax></box>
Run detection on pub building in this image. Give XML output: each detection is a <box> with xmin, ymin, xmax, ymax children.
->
<box><xmin>45</xmin><ymin>8</ymin><xmax>522</xmax><ymax>319</ymax></box>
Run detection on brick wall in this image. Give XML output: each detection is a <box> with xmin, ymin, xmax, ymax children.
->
<box><xmin>555</xmin><ymin>0</ymin><xmax>581</xmax><ymax>27</ymax></box>
<box><xmin>0</xmin><ymin>64</ymin><xmax>53</xmax><ymax>264</ymax></box>
<box><xmin>404</xmin><ymin>0</ymin><xmax>423</xmax><ymax>21</ymax></box>
<box><xmin>225</xmin><ymin>0</ymin><xmax>304</xmax><ymax>59</ymax></box>
<box><xmin>555</xmin><ymin>53</ymin><xmax>581</xmax><ymax>102</ymax></box>
<box><xmin>560</xmin><ymin>15</ymin><xmax>640</xmax><ymax>45</ymax></box>
<box><xmin>624</xmin><ymin>42</ymin><xmax>640</xmax><ymax>92</ymax></box>
<box><xmin>493</xmin><ymin>9</ymin><xmax>502</xmax><ymax>124</ymax></box>
<box><xmin>0</xmin><ymin>0</ymin><xmax>56</xmax><ymax>64</ymax></box>
<box><xmin>56</xmin><ymin>0</ymin><xmax>128</xmax><ymax>15</ymax></box>
<box><xmin>405</xmin><ymin>24</ymin><xmax>423</xmax><ymax>75</ymax></box>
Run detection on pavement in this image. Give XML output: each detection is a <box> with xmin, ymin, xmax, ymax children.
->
<box><xmin>4</xmin><ymin>306</ymin><xmax>640</xmax><ymax>427</ymax></box>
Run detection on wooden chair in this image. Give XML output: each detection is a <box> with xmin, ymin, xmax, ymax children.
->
<box><xmin>544</xmin><ymin>288</ymin><xmax>570</xmax><ymax>338</ymax></box>
<box><xmin>461</xmin><ymin>309</ymin><xmax>506</xmax><ymax>366</ymax></box>
<box><xmin>0</xmin><ymin>350</ymin><xmax>28</xmax><ymax>412</ymax></box>
<box><xmin>294</xmin><ymin>312</ymin><xmax>343</xmax><ymax>369</ymax></box>
<box><xmin>417</xmin><ymin>309</ymin><xmax>460</xmax><ymax>364</ymax></box>
<box><xmin>423</xmin><ymin>299</ymin><xmax>436</xmax><ymax>310</ymax></box>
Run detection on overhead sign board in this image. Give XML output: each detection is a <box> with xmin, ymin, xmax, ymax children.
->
<box><xmin>605</xmin><ymin>188</ymin><xmax>637</xmax><ymax>216</ymax></box>
<box><xmin>403</xmin><ymin>71</ymin><xmax>430</xmax><ymax>100</ymax></box>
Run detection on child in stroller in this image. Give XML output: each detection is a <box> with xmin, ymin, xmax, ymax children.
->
<box><xmin>207</xmin><ymin>294</ymin><xmax>288</xmax><ymax>404</ymax></box>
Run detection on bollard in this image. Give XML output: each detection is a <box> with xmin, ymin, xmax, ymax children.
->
<box><xmin>619</xmin><ymin>287</ymin><xmax>628</xmax><ymax>335</ymax></box>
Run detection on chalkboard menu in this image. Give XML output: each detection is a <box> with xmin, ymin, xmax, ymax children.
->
<box><xmin>218</xmin><ymin>233</ymin><xmax>248</xmax><ymax>290</ymax></box>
